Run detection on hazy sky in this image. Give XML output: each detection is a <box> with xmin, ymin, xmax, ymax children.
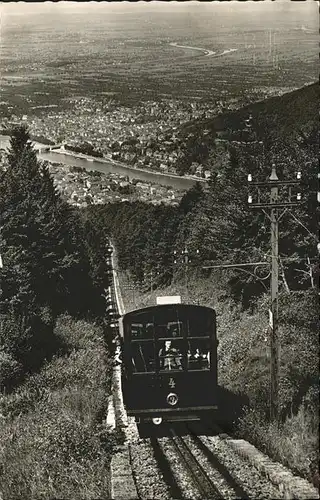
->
<box><xmin>0</xmin><ymin>0</ymin><xmax>317</xmax><ymax>16</ymax></box>
<box><xmin>1</xmin><ymin>1</ymin><xmax>318</xmax><ymax>34</ymax></box>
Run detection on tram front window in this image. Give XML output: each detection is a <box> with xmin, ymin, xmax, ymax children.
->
<box><xmin>159</xmin><ymin>340</ymin><xmax>183</xmax><ymax>371</ymax></box>
<box><xmin>131</xmin><ymin>341</ymin><xmax>155</xmax><ymax>373</ymax></box>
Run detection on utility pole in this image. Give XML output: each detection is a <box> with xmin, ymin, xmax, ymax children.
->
<box><xmin>0</xmin><ymin>252</ymin><xmax>3</xmax><ymax>338</ymax></box>
<box><xmin>143</xmin><ymin>267</ymin><xmax>160</xmax><ymax>294</ymax></box>
<box><xmin>150</xmin><ymin>269</ymin><xmax>153</xmax><ymax>293</ymax></box>
<box><xmin>182</xmin><ymin>247</ymin><xmax>189</xmax><ymax>300</ymax></box>
<box><xmin>270</xmin><ymin>167</ymin><xmax>279</xmax><ymax>422</ymax></box>
<box><xmin>248</xmin><ymin>164</ymin><xmax>302</xmax><ymax>421</ymax></box>
<box><xmin>173</xmin><ymin>247</ymin><xmax>199</xmax><ymax>303</ymax></box>
<box><xmin>0</xmin><ymin>225</ymin><xmax>4</xmax><ymax>338</ymax></box>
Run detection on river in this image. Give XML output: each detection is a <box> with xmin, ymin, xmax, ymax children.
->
<box><xmin>169</xmin><ymin>42</ymin><xmax>238</xmax><ymax>58</ymax></box>
<box><xmin>0</xmin><ymin>135</ymin><xmax>204</xmax><ymax>192</ymax></box>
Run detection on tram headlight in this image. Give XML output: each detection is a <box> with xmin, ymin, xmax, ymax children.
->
<box><xmin>152</xmin><ymin>417</ymin><xmax>163</xmax><ymax>425</ymax></box>
<box><xmin>167</xmin><ymin>392</ymin><xmax>178</xmax><ymax>406</ymax></box>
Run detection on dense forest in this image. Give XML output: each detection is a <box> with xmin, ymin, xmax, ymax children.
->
<box><xmin>0</xmin><ymin>126</ymin><xmax>111</xmax><ymax>387</ymax></box>
<box><xmin>175</xmin><ymin>82</ymin><xmax>318</xmax><ymax>176</ymax></box>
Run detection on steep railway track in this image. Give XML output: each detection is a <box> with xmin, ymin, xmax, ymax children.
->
<box><xmin>168</xmin><ymin>428</ymin><xmax>228</xmax><ymax>499</ymax></box>
<box><xmin>149</xmin><ymin>427</ymin><xmax>251</xmax><ymax>500</ymax></box>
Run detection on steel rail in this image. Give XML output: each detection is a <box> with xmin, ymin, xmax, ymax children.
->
<box><xmin>187</xmin><ymin>428</ymin><xmax>250</xmax><ymax>500</ymax></box>
<box><xmin>168</xmin><ymin>428</ymin><xmax>222</xmax><ymax>499</ymax></box>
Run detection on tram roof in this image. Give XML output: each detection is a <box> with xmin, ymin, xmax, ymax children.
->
<box><xmin>121</xmin><ymin>303</ymin><xmax>216</xmax><ymax>320</ymax></box>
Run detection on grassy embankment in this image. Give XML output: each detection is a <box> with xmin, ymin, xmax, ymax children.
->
<box><xmin>118</xmin><ymin>270</ymin><xmax>319</xmax><ymax>487</ymax></box>
<box><xmin>0</xmin><ymin>315</ymin><xmax>122</xmax><ymax>500</ymax></box>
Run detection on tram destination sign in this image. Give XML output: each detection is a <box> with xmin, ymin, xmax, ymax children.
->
<box><xmin>156</xmin><ymin>296</ymin><xmax>181</xmax><ymax>305</ymax></box>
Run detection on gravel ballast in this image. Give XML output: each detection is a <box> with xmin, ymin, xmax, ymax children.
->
<box><xmin>130</xmin><ymin>438</ymin><xmax>173</xmax><ymax>500</ymax></box>
<box><xmin>225</xmin><ymin>438</ymin><xmax>320</xmax><ymax>500</ymax></box>
<box><xmin>199</xmin><ymin>435</ymin><xmax>283</xmax><ymax>499</ymax></box>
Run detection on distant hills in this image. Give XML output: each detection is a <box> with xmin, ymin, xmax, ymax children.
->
<box><xmin>180</xmin><ymin>82</ymin><xmax>318</xmax><ymax>151</ymax></box>
<box><xmin>217</xmin><ymin>82</ymin><xmax>318</xmax><ymax>141</ymax></box>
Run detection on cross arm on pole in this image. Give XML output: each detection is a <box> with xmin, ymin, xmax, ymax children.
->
<box><xmin>203</xmin><ymin>261</ymin><xmax>268</xmax><ymax>269</ymax></box>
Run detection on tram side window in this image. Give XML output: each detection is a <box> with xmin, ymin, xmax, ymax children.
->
<box><xmin>187</xmin><ymin>311</ymin><xmax>214</xmax><ymax>337</ymax></box>
<box><xmin>131</xmin><ymin>323</ymin><xmax>144</xmax><ymax>338</ymax></box>
<box><xmin>187</xmin><ymin>339</ymin><xmax>211</xmax><ymax>370</ymax></box>
<box><xmin>131</xmin><ymin>322</ymin><xmax>154</xmax><ymax>339</ymax></box>
<box><xmin>131</xmin><ymin>341</ymin><xmax>155</xmax><ymax>373</ymax></box>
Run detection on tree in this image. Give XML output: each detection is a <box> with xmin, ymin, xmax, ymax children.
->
<box><xmin>0</xmin><ymin>125</ymin><xmax>114</xmax><ymax>384</ymax></box>
<box><xmin>179</xmin><ymin>182</ymin><xmax>204</xmax><ymax>215</ymax></box>
<box><xmin>176</xmin><ymin>154</ymin><xmax>192</xmax><ymax>176</ymax></box>
<box><xmin>0</xmin><ymin>126</ymin><xmax>105</xmax><ymax>328</ymax></box>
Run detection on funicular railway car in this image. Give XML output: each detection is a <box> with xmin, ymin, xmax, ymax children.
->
<box><xmin>120</xmin><ymin>303</ymin><xmax>218</xmax><ymax>425</ymax></box>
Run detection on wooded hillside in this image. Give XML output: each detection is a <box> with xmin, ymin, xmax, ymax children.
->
<box><xmin>0</xmin><ymin>126</ymin><xmax>110</xmax><ymax>387</ymax></box>
<box><xmin>175</xmin><ymin>82</ymin><xmax>318</xmax><ymax>175</ymax></box>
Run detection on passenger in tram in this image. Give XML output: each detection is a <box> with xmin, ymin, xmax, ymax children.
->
<box><xmin>172</xmin><ymin>328</ymin><xmax>179</xmax><ymax>337</ymax></box>
<box><xmin>188</xmin><ymin>348</ymin><xmax>201</xmax><ymax>369</ymax></box>
<box><xmin>187</xmin><ymin>347</ymin><xmax>209</xmax><ymax>369</ymax></box>
<box><xmin>159</xmin><ymin>340</ymin><xmax>182</xmax><ymax>370</ymax></box>
<box><xmin>200</xmin><ymin>350</ymin><xmax>209</xmax><ymax>368</ymax></box>
<box><xmin>165</xmin><ymin>325</ymin><xmax>180</xmax><ymax>339</ymax></box>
